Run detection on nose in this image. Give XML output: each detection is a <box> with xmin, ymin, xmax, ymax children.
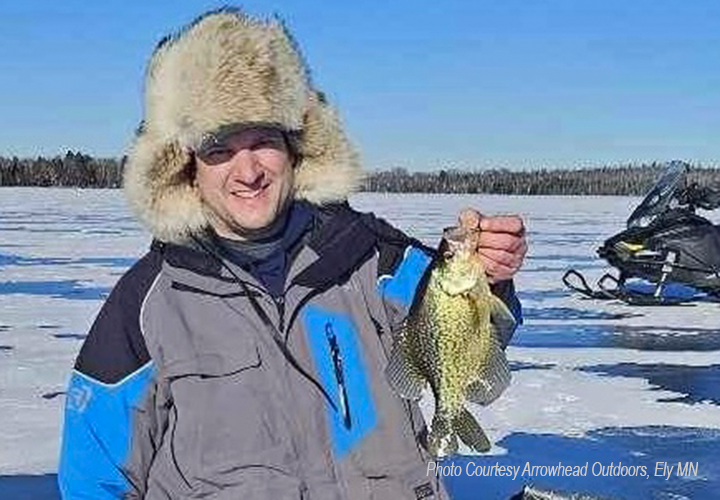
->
<box><xmin>228</xmin><ymin>149</ymin><xmax>264</xmax><ymax>187</ymax></box>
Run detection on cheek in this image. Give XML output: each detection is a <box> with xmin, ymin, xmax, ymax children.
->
<box><xmin>277</xmin><ymin>169</ymin><xmax>295</xmax><ymax>199</ymax></box>
<box><xmin>196</xmin><ymin>166</ymin><xmax>222</xmax><ymax>188</ymax></box>
<box><xmin>195</xmin><ymin>170</ymin><xmax>227</xmax><ymax>205</ymax></box>
<box><xmin>257</xmin><ymin>150</ymin><xmax>293</xmax><ymax>176</ymax></box>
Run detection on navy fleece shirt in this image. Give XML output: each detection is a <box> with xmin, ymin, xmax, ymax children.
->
<box><xmin>214</xmin><ymin>202</ymin><xmax>313</xmax><ymax>297</ymax></box>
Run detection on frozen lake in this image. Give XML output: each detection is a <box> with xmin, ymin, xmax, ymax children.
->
<box><xmin>1</xmin><ymin>188</ymin><xmax>719</xmax><ymax>499</ymax></box>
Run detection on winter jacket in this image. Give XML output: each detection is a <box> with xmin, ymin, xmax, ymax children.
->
<box><xmin>58</xmin><ymin>202</ymin><xmax>521</xmax><ymax>499</ymax></box>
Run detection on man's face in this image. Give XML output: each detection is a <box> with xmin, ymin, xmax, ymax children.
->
<box><xmin>194</xmin><ymin>126</ymin><xmax>295</xmax><ymax>240</ymax></box>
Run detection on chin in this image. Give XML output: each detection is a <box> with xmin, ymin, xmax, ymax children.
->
<box><xmin>234</xmin><ymin>213</ymin><xmax>276</xmax><ymax>232</ymax></box>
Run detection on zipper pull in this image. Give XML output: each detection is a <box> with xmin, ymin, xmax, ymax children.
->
<box><xmin>325</xmin><ymin>321</ymin><xmax>352</xmax><ymax>429</ymax></box>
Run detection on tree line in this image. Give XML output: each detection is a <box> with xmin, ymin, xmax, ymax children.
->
<box><xmin>0</xmin><ymin>152</ymin><xmax>123</xmax><ymax>188</ymax></box>
<box><xmin>365</xmin><ymin>163</ymin><xmax>720</xmax><ymax>195</ymax></box>
<box><xmin>1</xmin><ymin>153</ymin><xmax>719</xmax><ymax>195</ymax></box>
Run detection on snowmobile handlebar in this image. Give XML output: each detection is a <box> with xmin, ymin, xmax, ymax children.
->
<box><xmin>676</xmin><ymin>182</ymin><xmax>720</xmax><ymax>211</ymax></box>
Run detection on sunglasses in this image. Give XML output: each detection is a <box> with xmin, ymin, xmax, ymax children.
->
<box><xmin>195</xmin><ymin>124</ymin><xmax>293</xmax><ymax>164</ymax></box>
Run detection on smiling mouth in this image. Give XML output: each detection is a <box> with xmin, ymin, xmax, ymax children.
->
<box><xmin>231</xmin><ymin>184</ymin><xmax>270</xmax><ymax>199</ymax></box>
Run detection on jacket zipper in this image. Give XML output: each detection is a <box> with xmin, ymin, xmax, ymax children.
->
<box><xmin>274</xmin><ymin>295</ymin><xmax>285</xmax><ymax>332</ymax></box>
<box><xmin>325</xmin><ymin>321</ymin><xmax>352</xmax><ymax>429</ymax></box>
<box><xmin>190</xmin><ymin>235</ymin><xmax>340</xmax><ymax>413</ymax></box>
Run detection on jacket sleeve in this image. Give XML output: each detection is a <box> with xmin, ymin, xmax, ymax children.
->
<box><xmin>58</xmin><ymin>250</ymin><xmax>165</xmax><ymax>499</ymax></box>
<box><xmin>374</xmin><ymin>235</ymin><xmax>522</xmax><ymax>348</ymax></box>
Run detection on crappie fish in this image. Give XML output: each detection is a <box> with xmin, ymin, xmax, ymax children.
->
<box><xmin>386</xmin><ymin>222</ymin><xmax>515</xmax><ymax>457</ymax></box>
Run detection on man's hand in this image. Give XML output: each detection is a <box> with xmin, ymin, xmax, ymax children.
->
<box><xmin>458</xmin><ymin>208</ymin><xmax>527</xmax><ymax>283</ymax></box>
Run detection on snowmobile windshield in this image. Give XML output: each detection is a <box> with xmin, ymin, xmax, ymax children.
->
<box><xmin>626</xmin><ymin>161</ymin><xmax>687</xmax><ymax>229</ymax></box>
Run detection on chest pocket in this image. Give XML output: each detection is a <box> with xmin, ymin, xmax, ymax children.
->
<box><xmin>161</xmin><ymin>337</ymin><xmax>300</xmax><ymax>490</ymax></box>
<box><xmin>163</xmin><ymin>344</ymin><xmax>261</xmax><ymax>379</ymax></box>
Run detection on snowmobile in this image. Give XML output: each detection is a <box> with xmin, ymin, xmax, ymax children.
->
<box><xmin>563</xmin><ymin>161</ymin><xmax>720</xmax><ymax>305</ymax></box>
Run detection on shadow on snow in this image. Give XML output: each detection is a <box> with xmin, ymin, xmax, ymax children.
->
<box><xmin>0</xmin><ymin>474</ymin><xmax>59</xmax><ymax>499</ymax></box>
<box><xmin>443</xmin><ymin>426</ymin><xmax>720</xmax><ymax>500</ymax></box>
<box><xmin>580</xmin><ymin>363</ymin><xmax>720</xmax><ymax>406</ymax></box>
<box><xmin>0</xmin><ymin>252</ymin><xmax>137</xmax><ymax>269</ymax></box>
<box><xmin>0</xmin><ymin>280</ymin><xmax>110</xmax><ymax>300</ymax></box>
<box><xmin>511</xmin><ymin>324</ymin><xmax>720</xmax><ymax>351</ymax></box>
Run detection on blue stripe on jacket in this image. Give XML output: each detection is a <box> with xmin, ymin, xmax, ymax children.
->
<box><xmin>303</xmin><ymin>306</ymin><xmax>378</xmax><ymax>458</ymax></box>
<box><xmin>376</xmin><ymin>246</ymin><xmax>433</xmax><ymax>310</ymax></box>
<box><xmin>58</xmin><ymin>362</ymin><xmax>155</xmax><ymax>499</ymax></box>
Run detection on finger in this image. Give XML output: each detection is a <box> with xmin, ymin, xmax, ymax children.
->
<box><xmin>480</xmin><ymin>238</ymin><xmax>527</xmax><ymax>277</ymax></box>
<box><xmin>478</xmin><ymin>258</ymin><xmax>518</xmax><ymax>283</ymax></box>
<box><xmin>477</xmin><ymin>231</ymin><xmax>525</xmax><ymax>252</ymax></box>
<box><xmin>479</xmin><ymin>215</ymin><xmax>524</xmax><ymax>235</ymax></box>
<box><xmin>477</xmin><ymin>247</ymin><xmax>525</xmax><ymax>270</ymax></box>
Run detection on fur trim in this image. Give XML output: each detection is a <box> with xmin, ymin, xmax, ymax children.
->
<box><xmin>124</xmin><ymin>8</ymin><xmax>364</xmax><ymax>243</ymax></box>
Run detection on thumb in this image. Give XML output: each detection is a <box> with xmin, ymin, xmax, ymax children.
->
<box><xmin>458</xmin><ymin>207</ymin><xmax>482</xmax><ymax>230</ymax></box>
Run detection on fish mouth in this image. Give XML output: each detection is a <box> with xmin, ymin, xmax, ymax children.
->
<box><xmin>442</xmin><ymin>225</ymin><xmax>466</xmax><ymax>241</ymax></box>
<box><xmin>441</xmin><ymin>226</ymin><xmax>478</xmax><ymax>258</ymax></box>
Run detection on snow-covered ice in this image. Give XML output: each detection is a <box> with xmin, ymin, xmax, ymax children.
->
<box><xmin>1</xmin><ymin>188</ymin><xmax>718</xmax><ymax>499</ymax></box>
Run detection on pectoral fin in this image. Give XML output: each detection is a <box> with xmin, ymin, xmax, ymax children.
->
<box><xmin>465</xmin><ymin>333</ymin><xmax>511</xmax><ymax>405</ymax></box>
<box><xmin>490</xmin><ymin>295</ymin><xmax>516</xmax><ymax>341</ymax></box>
<box><xmin>385</xmin><ymin>334</ymin><xmax>426</xmax><ymax>400</ymax></box>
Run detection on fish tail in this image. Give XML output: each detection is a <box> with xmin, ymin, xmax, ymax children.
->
<box><xmin>453</xmin><ymin>406</ymin><xmax>491</xmax><ymax>453</ymax></box>
<box><xmin>428</xmin><ymin>413</ymin><xmax>458</xmax><ymax>457</ymax></box>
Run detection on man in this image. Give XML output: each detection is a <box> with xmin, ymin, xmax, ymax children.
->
<box><xmin>58</xmin><ymin>8</ymin><xmax>526</xmax><ymax>499</ymax></box>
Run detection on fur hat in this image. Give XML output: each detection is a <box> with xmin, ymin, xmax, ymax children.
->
<box><xmin>123</xmin><ymin>7</ymin><xmax>364</xmax><ymax>243</ymax></box>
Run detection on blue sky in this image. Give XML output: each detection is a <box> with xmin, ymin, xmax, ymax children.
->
<box><xmin>1</xmin><ymin>0</ymin><xmax>718</xmax><ymax>171</ymax></box>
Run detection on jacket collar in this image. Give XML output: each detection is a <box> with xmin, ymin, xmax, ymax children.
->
<box><xmin>153</xmin><ymin>202</ymin><xmax>386</xmax><ymax>292</ymax></box>
<box><xmin>291</xmin><ymin>203</ymin><xmax>379</xmax><ymax>290</ymax></box>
